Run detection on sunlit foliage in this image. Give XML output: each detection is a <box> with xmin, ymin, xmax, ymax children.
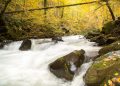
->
<box><xmin>1</xmin><ymin>0</ymin><xmax>120</xmax><ymax>36</ymax></box>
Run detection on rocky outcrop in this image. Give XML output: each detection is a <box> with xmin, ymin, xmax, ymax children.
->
<box><xmin>19</xmin><ymin>39</ymin><xmax>32</xmax><ymax>51</ymax></box>
<box><xmin>85</xmin><ymin>51</ymin><xmax>120</xmax><ymax>86</ymax></box>
<box><xmin>49</xmin><ymin>49</ymin><xmax>85</xmax><ymax>81</ymax></box>
<box><xmin>86</xmin><ymin>18</ymin><xmax>120</xmax><ymax>46</ymax></box>
<box><xmin>99</xmin><ymin>41</ymin><xmax>120</xmax><ymax>55</ymax></box>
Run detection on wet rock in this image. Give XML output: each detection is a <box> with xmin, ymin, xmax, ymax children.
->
<box><xmin>106</xmin><ymin>37</ymin><xmax>118</xmax><ymax>44</ymax></box>
<box><xmin>90</xmin><ymin>34</ymin><xmax>107</xmax><ymax>46</ymax></box>
<box><xmin>0</xmin><ymin>43</ymin><xmax>4</xmax><ymax>49</ymax></box>
<box><xmin>85</xmin><ymin>51</ymin><xmax>120</xmax><ymax>86</ymax></box>
<box><xmin>49</xmin><ymin>49</ymin><xmax>85</xmax><ymax>81</ymax></box>
<box><xmin>52</xmin><ymin>37</ymin><xmax>63</xmax><ymax>43</ymax></box>
<box><xmin>0</xmin><ymin>40</ymin><xmax>12</xmax><ymax>49</ymax></box>
<box><xmin>99</xmin><ymin>41</ymin><xmax>120</xmax><ymax>55</ymax></box>
<box><xmin>19</xmin><ymin>39</ymin><xmax>32</xmax><ymax>51</ymax></box>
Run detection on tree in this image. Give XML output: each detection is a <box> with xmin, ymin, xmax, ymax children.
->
<box><xmin>0</xmin><ymin>0</ymin><xmax>12</xmax><ymax>26</ymax></box>
<box><xmin>101</xmin><ymin>0</ymin><xmax>116</xmax><ymax>21</ymax></box>
<box><xmin>44</xmin><ymin>0</ymin><xmax>47</xmax><ymax>20</ymax></box>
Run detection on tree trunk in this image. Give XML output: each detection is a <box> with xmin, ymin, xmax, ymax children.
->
<box><xmin>44</xmin><ymin>0</ymin><xmax>47</xmax><ymax>20</ymax></box>
<box><xmin>106</xmin><ymin>1</ymin><xmax>115</xmax><ymax>21</ymax></box>
<box><xmin>61</xmin><ymin>7</ymin><xmax>64</xmax><ymax>18</ymax></box>
<box><xmin>0</xmin><ymin>0</ymin><xmax>11</xmax><ymax>17</ymax></box>
<box><xmin>0</xmin><ymin>0</ymin><xmax>11</xmax><ymax>26</ymax></box>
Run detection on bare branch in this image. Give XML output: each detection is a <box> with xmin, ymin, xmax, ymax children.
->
<box><xmin>5</xmin><ymin>1</ymin><xmax>100</xmax><ymax>14</ymax></box>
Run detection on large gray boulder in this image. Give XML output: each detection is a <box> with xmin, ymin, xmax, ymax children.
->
<box><xmin>49</xmin><ymin>49</ymin><xmax>85</xmax><ymax>81</ymax></box>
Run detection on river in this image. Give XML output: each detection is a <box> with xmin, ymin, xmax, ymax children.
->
<box><xmin>0</xmin><ymin>35</ymin><xmax>101</xmax><ymax>86</ymax></box>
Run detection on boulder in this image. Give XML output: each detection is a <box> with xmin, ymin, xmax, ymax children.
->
<box><xmin>85</xmin><ymin>30</ymin><xmax>101</xmax><ymax>39</ymax></box>
<box><xmin>49</xmin><ymin>49</ymin><xmax>85</xmax><ymax>81</ymax></box>
<box><xmin>90</xmin><ymin>34</ymin><xmax>118</xmax><ymax>46</ymax></box>
<box><xmin>19</xmin><ymin>39</ymin><xmax>32</xmax><ymax>51</ymax></box>
<box><xmin>52</xmin><ymin>37</ymin><xmax>63</xmax><ymax>43</ymax></box>
<box><xmin>85</xmin><ymin>51</ymin><xmax>120</xmax><ymax>86</ymax></box>
<box><xmin>99</xmin><ymin>41</ymin><xmax>120</xmax><ymax>55</ymax></box>
<box><xmin>90</xmin><ymin>34</ymin><xmax>107</xmax><ymax>46</ymax></box>
<box><xmin>0</xmin><ymin>42</ymin><xmax>4</xmax><ymax>49</ymax></box>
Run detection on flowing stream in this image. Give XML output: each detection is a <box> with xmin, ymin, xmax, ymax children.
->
<box><xmin>0</xmin><ymin>35</ymin><xmax>101</xmax><ymax>86</ymax></box>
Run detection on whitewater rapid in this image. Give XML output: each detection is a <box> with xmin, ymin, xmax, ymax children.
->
<box><xmin>0</xmin><ymin>35</ymin><xmax>101</xmax><ymax>86</ymax></box>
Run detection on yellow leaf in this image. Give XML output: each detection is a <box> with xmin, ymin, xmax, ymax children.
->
<box><xmin>114</xmin><ymin>72</ymin><xmax>119</xmax><ymax>76</ymax></box>
<box><xmin>108</xmin><ymin>80</ymin><xmax>113</xmax><ymax>85</ymax></box>
<box><xmin>112</xmin><ymin>78</ymin><xmax>117</xmax><ymax>82</ymax></box>
<box><xmin>116</xmin><ymin>77</ymin><xmax>120</xmax><ymax>83</ymax></box>
<box><xmin>104</xmin><ymin>83</ymin><xmax>107</xmax><ymax>86</ymax></box>
<box><xmin>104</xmin><ymin>58</ymin><xmax>111</xmax><ymax>62</ymax></box>
<box><xmin>103</xmin><ymin>63</ymin><xmax>107</xmax><ymax>66</ymax></box>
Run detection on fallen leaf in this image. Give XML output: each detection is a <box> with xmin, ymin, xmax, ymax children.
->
<box><xmin>114</xmin><ymin>72</ymin><xmax>119</xmax><ymax>76</ymax></box>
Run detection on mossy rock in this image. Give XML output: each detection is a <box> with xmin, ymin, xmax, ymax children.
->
<box><xmin>99</xmin><ymin>41</ymin><xmax>120</xmax><ymax>55</ymax></box>
<box><xmin>85</xmin><ymin>51</ymin><xmax>120</xmax><ymax>86</ymax></box>
<box><xmin>102</xmin><ymin>21</ymin><xmax>116</xmax><ymax>34</ymax></box>
<box><xmin>85</xmin><ymin>30</ymin><xmax>101</xmax><ymax>39</ymax></box>
<box><xmin>49</xmin><ymin>49</ymin><xmax>85</xmax><ymax>81</ymax></box>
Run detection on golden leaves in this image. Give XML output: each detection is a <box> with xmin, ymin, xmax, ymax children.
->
<box><xmin>103</xmin><ymin>57</ymin><xmax>117</xmax><ymax>62</ymax></box>
<box><xmin>104</xmin><ymin>76</ymin><xmax>120</xmax><ymax>86</ymax></box>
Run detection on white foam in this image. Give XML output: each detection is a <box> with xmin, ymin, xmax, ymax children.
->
<box><xmin>0</xmin><ymin>35</ymin><xmax>101</xmax><ymax>86</ymax></box>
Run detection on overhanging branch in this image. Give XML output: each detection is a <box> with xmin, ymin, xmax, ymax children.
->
<box><xmin>5</xmin><ymin>1</ymin><xmax>100</xmax><ymax>14</ymax></box>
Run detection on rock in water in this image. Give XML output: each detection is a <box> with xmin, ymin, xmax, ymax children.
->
<box><xmin>19</xmin><ymin>39</ymin><xmax>32</xmax><ymax>51</ymax></box>
<box><xmin>52</xmin><ymin>37</ymin><xmax>63</xmax><ymax>43</ymax></box>
<box><xmin>0</xmin><ymin>40</ymin><xmax>12</xmax><ymax>49</ymax></box>
<box><xmin>0</xmin><ymin>43</ymin><xmax>4</xmax><ymax>49</ymax></box>
<box><xmin>85</xmin><ymin>51</ymin><xmax>120</xmax><ymax>86</ymax></box>
<box><xmin>49</xmin><ymin>49</ymin><xmax>85</xmax><ymax>81</ymax></box>
<box><xmin>99</xmin><ymin>41</ymin><xmax>120</xmax><ymax>55</ymax></box>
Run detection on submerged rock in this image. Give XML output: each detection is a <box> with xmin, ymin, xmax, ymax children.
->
<box><xmin>52</xmin><ymin>37</ymin><xmax>63</xmax><ymax>43</ymax></box>
<box><xmin>19</xmin><ymin>39</ymin><xmax>32</xmax><ymax>51</ymax></box>
<box><xmin>49</xmin><ymin>49</ymin><xmax>85</xmax><ymax>81</ymax></box>
<box><xmin>99</xmin><ymin>41</ymin><xmax>120</xmax><ymax>55</ymax></box>
<box><xmin>85</xmin><ymin>51</ymin><xmax>120</xmax><ymax>86</ymax></box>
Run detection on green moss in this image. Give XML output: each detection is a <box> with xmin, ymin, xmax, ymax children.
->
<box><xmin>85</xmin><ymin>53</ymin><xmax>120</xmax><ymax>86</ymax></box>
<box><xmin>99</xmin><ymin>41</ymin><xmax>120</xmax><ymax>55</ymax></box>
<box><xmin>102</xmin><ymin>21</ymin><xmax>116</xmax><ymax>34</ymax></box>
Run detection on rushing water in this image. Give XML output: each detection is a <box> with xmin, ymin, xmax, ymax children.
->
<box><xmin>0</xmin><ymin>35</ymin><xmax>101</xmax><ymax>86</ymax></box>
